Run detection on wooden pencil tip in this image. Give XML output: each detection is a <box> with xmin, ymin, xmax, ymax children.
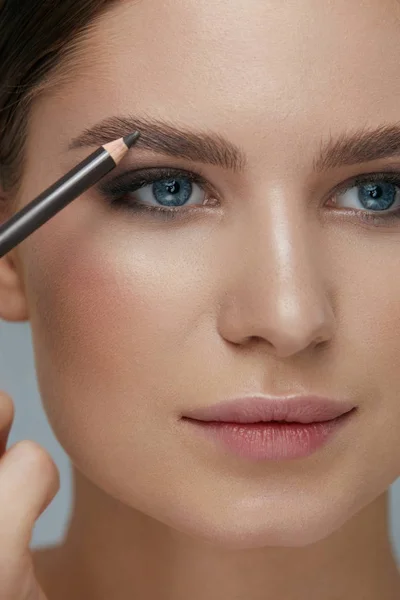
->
<box><xmin>123</xmin><ymin>131</ymin><xmax>141</xmax><ymax>148</ymax></box>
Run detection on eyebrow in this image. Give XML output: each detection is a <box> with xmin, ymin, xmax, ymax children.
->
<box><xmin>313</xmin><ymin>123</ymin><xmax>400</xmax><ymax>171</ymax></box>
<box><xmin>68</xmin><ymin>115</ymin><xmax>246</xmax><ymax>172</ymax></box>
<box><xmin>69</xmin><ymin>116</ymin><xmax>400</xmax><ymax>173</ymax></box>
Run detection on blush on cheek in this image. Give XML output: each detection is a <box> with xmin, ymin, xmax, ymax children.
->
<box><xmin>22</xmin><ymin>219</ymin><xmax>220</xmax><ymax>461</ymax></box>
<box><xmin>26</xmin><ymin>246</ymin><xmax>152</xmax><ymax>374</ymax></box>
<box><xmin>23</xmin><ymin>246</ymin><xmax>158</xmax><ymax>450</ymax></box>
<box><xmin>24</xmin><ymin>229</ymin><xmax>207</xmax><ymax>397</ymax></box>
<box><xmin>22</xmin><ymin>235</ymin><xmax>210</xmax><ymax>485</ymax></box>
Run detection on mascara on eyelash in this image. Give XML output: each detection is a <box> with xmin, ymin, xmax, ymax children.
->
<box><xmin>96</xmin><ymin>166</ymin><xmax>214</xmax><ymax>219</ymax></box>
<box><xmin>353</xmin><ymin>173</ymin><xmax>400</xmax><ymax>192</ymax></box>
<box><xmin>337</xmin><ymin>171</ymin><xmax>400</xmax><ymax>194</ymax></box>
<box><xmin>97</xmin><ymin>166</ymin><xmax>208</xmax><ymax>197</ymax></box>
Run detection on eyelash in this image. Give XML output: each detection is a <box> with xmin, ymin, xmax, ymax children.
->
<box><xmin>98</xmin><ymin>167</ymin><xmax>400</xmax><ymax>226</ymax></box>
<box><xmin>98</xmin><ymin>167</ymin><xmax>215</xmax><ymax>222</ymax></box>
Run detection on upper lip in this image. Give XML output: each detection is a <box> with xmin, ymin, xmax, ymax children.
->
<box><xmin>182</xmin><ymin>395</ymin><xmax>356</xmax><ymax>424</ymax></box>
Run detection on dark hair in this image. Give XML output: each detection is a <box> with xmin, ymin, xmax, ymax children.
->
<box><xmin>0</xmin><ymin>0</ymin><xmax>115</xmax><ymax>204</ymax></box>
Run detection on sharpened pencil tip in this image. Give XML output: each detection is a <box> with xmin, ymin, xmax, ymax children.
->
<box><xmin>123</xmin><ymin>131</ymin><xmax>141</xmax><ymax>148</ymax></box>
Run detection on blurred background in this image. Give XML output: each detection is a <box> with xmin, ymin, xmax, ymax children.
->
<box><xmin>1</xmin><ymin>319</ymin><xmax>399</xmax><ymax>561</ymax></box>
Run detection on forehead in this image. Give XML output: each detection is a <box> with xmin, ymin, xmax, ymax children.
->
<box><xmin>31</xmin><ymin>0</ymin><xmax>400</xmax><ymax>172</ymax></box>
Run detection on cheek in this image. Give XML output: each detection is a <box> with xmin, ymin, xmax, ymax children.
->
<box><xmin>336</xmin><ymin>250</ymin><xmax>400</xmax><ymax>476</ymax></box>
<box><xmin>22</xmin><ymin>220</ymin><xmax>215</xmax><ymax>437</ymax></box>
<box><xmin>20</xmin><ymin>216</ymin><xmax>229</xmax><ymax>510</ymax></box>
<box><xmin>358</xmin><ymin>278</ymin><xmax>400</xmax><ymax>447</ymax></box>
<box><xmin>25</xmin><ymin>230</ymin><xmax>209</xmax><ymax>385</ymax></box>
<box><xmin>323</xmin><ymin>230</ymin><xmax>400</xmax><ymax>399</ymax></box>
<box><xmin>344</xmin><ymin>258</ymin><xmax>400</xmax><ymax>383</ymax></box>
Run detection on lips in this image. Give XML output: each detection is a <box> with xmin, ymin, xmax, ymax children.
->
<box><xmin>182</xmin><ymin>395</ymin><xmax>356</xmax><ymax>425</ymax></box>
<box><xmin>181</xmin><ymin>395</ymin><xmax>357</xmax><ymax>462</ymax></box>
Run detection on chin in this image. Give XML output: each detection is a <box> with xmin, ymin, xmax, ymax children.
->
<box><xmin>156</xmin><ymin>494</ymin><xmax>357</xmax><ymax>550</ymax></box>
<box><xmin>175</xmin><ymin>521</ymin><xmax>343</xmax><ymax>551</ymax></box>
<box><xmin>157</xmin><ymin>480</ymin><xmax>372</xmax><ymax>550</ymax></box>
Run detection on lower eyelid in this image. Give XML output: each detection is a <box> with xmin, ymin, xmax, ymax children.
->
<box><xmin>358</xmin><ymin>208</ymin><xmax>400</xmax><ymax>226</ymax></box>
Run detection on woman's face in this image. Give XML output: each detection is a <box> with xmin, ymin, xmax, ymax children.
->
<box><xmin>7</xmin><ymin>0</ymin><xmax>400</xmax><ymax>548</ymax></box>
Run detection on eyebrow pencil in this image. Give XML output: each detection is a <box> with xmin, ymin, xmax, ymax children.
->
<box><xmin>0</xmin><ymin>131</ymin><xmax>140</xmax><ymax>258</ymax></box>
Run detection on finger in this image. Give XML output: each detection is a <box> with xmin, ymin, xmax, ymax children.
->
<box><xmin>0</xmin><ymin>440</ymin><xmax>60</xmax><ymax>555</ymax></box>
<box><xmin>0</xmin><ymin>391</ymin><xmax>15</xmax><ymax>456</ymax></box>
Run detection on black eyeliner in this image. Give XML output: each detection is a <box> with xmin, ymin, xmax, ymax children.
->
<box><xmin>98</xmin><ymin>166</ymin><xmax>208</xmax><ymax>196</ymax></box>
<box><xmin>97</xmin><ymin>166</ymin><xmax>212</xmax><ymax>216</ymax></box>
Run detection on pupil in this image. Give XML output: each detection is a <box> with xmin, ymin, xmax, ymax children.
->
<box><xmin>166</xmin><ymin>181</ymin><xmax>179</xmax><ymax>194</ymax></box>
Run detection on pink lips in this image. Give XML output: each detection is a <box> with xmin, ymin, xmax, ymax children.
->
<box><xmin>181</xmin><ymin>396</ymin><xmax>356</xmax><ymax>461</ymax></box>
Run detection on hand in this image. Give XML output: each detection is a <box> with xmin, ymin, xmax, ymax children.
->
<box><xmin>0</xmin><ymin>391</ymin><xmax>60</xmax><ymax>599</ymax></box>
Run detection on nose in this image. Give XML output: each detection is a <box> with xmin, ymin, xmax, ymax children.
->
<box><xmin>217</xmin><ymin>202</ymin><xmax>335</xmax><ymax>359</ymax></box>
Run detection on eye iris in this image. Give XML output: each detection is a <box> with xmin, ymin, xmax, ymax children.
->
<box><xmin>358</xmin><ymin>182</ymin><xmax>396</xmax><ymax>211</ymax></box>
<box><xmin>152</xmin><ymin>178</ymin><xmax>192</xmax><ymax>207</ymax></box>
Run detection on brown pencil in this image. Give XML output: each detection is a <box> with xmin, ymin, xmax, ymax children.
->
<box><xmin>0</xmin><ymin>131</ymin><xmax>140</xmax><ymax>258</ymax></box>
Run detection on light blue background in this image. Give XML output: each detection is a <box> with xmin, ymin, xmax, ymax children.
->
<box><xmin>1</xmin><ymin>319</ymin><xmax>399</xmax><ymax>561</ymax></box>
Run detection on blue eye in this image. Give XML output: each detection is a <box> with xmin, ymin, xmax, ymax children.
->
<box><xmin>335</xmin><ymin>178</ymin><xmax>400</xmax><ymax>213</ymax></box>
<box><xmin>98</xmin><ymin>167</ymin><xmax>214</xmax><ymax>218</ymax></box>
<box><xmin>134</xmin><ymin>177</ymin><xmax>206</xmax><ymax>208</ymax></box>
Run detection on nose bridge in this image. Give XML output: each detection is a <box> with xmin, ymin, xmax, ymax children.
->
<box><xmin>266</xmin><ymin>203</ymin><xmax>321</xmax><ymax>309</ymax></box>
<box><xmin>220</xmin><ymin>198</ymin><xmax>334</xmax><ymax>357</ymax></box>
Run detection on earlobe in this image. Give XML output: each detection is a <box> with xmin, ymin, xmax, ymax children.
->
<box><xmin>0</xmin><ymin>251</ymin><xmax>29</xmax><ymax>323</ymax></box>
<box><xmin>0</xmin><ymin>188</ymin><xmax>29</xmax><ymax>322</ymax></box>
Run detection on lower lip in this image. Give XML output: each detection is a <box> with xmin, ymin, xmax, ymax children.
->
<box><xmin>182</xmin><ymin>411</ymin><xmax>355</xmax><ymax>461</ymax></box>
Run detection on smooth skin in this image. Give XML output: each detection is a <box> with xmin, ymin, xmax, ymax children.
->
<box><xmin>2</xmin><ymin>0</ymin><xmax>400</xmax><ymax>598</ymax></box>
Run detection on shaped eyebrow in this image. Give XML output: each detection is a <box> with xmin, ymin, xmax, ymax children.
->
<box><xmin>68</xmin><ymin>115</ymin><xmax>247</xmax><ymax>172</ymax></box>
<box><xmin>312</xmin><ymin>123</ymin><xmax>400</xmax><ymax>171</ymax></box>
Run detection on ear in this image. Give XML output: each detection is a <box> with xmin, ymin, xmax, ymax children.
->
<box><xmin>0</xmin><ymin>191</ymin><xmax>29</xmax><ymax>322</ymax></box>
